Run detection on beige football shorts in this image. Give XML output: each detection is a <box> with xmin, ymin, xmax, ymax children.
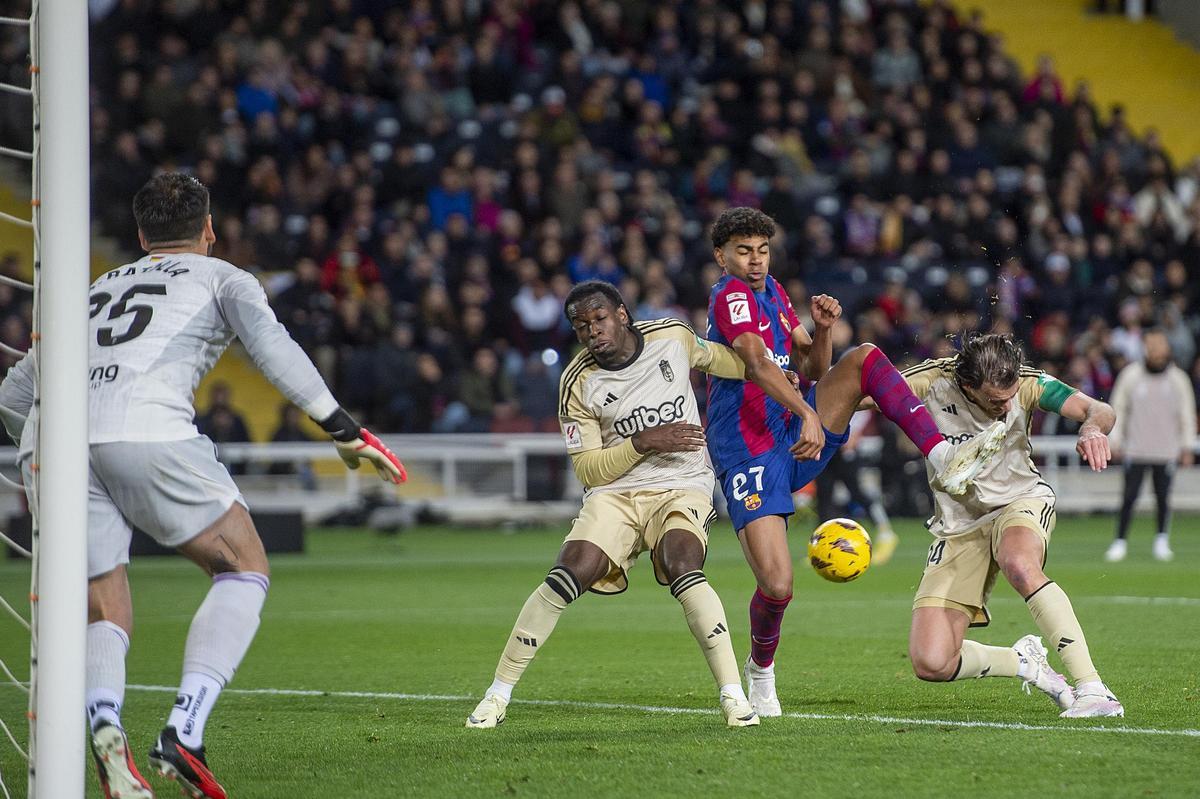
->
<box><xmin>912</xmin><ymin>497</ymin><xmax>1056</xmax><ymax>626</ymax></box>
<box><xmin>564</xmin><ymin>488</ymin><xmax>716</xmax><ymax>594</ymax></box>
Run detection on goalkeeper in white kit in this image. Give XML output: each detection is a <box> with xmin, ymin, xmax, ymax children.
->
<box><xmin>0</xmin><ymin>173</ymin><xmax>406</xmax><ymax>799</ymax></box>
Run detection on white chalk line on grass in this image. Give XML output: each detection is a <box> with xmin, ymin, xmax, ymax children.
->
<box><xmin>133</xmin><ymin>594</ymin><xmax>1200</xmax><ymax>624</ymax></box>
<box><xmin>1104</xmin><ymin>595</ymin><xmax>1200</xmax><ymax>606</ymax></box>
<box><xmin>125</xmin><ymin>684</ymin><xmax>1200</xmax><ymax>739</ymax></box>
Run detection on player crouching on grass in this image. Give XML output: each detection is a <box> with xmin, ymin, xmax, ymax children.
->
<box><xmin>0</xmin><ymin>173</ymin><xmax>407</xmax><ymax>799</ymax></box>
<box><xmin>466</xmin><ymin>281</ymin><xmax>761</xmax><ymax>729</ymax></box>
<box><xmin>897</xmin><ymin>334</ymin><xmax>1124</xmax><ymax>718</ymax></box>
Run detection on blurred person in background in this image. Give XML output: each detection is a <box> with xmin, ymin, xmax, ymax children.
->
<box><xmin>813</xmin><ymin>319</ymin><xmax>899</xmax><ymax>563</ymax></box>
<box><xmin>1106</xmin><ymin>328</ymin><xmax>1197</xmax><ymax>562</ymax></box>
<box><xmin>268</xmin><ymin>403</ymin><xmax>318</xmax><ymax>491</ymax></box>
<box><xmin>814</xmin><ymin>409</ymin><xmax>900</xmax><ymax>566</ymax></box>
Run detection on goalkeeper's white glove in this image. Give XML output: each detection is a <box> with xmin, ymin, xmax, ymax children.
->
<box><xmin>319</xmin><ymin>408</ymin><xmax>407</xmax><ymax>484</ymax></box>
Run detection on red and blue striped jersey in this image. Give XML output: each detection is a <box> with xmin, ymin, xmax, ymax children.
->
<box><xmin>704</xmin><ymin>274</ymin><xmax>802</xmax><ymax>472</ymax></box>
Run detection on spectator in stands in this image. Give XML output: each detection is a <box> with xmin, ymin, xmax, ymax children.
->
<box><xmin>459</xmin><ymin>347</ymin><xmax>515</xmax><ymax>432</ymax></box>
<box><xmin>320</xmin><ymin>232</ymin><xmax>380</xmax><ymax>297</ymax></box>
<box><xmin>268</xmin><ymin>403</ymin><xmax>317</xmax><ymax>491</ymax></box>
<box><xmin>513</xmin><ymin>353</ymin><xmax>558</xmax><ymax>431</ymax></box>
<box><xmin>197</xmin><ymin>382</ymin><xmax>251</xmax><ymax>444</ymax></box>
<box><xmin>1106</xmin><ymin>328</ymin><xmax>1196</xmax><ymax>562</ymax></box>
<box><xmin>197</xmin><ymin>381</ymin><xmax>253</xmax><ymax>475</ymax></box>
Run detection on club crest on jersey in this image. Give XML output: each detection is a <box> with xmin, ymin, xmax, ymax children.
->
<box><xmin>659</xmin><ymin>359</ymin><xmax>674</xmax><ymax>382</ymax></box>
<box><xmin>744</xmin><ymin>493</ymin><xmax>762</xmax><ymax>510</ymax></box>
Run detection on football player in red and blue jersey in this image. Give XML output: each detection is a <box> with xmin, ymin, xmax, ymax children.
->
<box><xmin>704</xmin><ymin>207</ymin><xmax>1007</xmax><ymax>718</ymax></box>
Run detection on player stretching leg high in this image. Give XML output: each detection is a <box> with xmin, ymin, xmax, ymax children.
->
<box><xmin>703</xmin><ymin>207</ymin><xmax>1006</xmax><ymax>717</ymax></box>
<box><xmin>900</xmin><ymin>334</ymin><xmax>1123</xmax><ymax>717</ymax></box>
<box><xmin>467</xmin><ymin>281</ymin><xmax>759</xmax><ymax>729</ymax></box>
<box><xmin>0</xmin><ymin>174</ymin><xmax>407</xmax><ymax>799</ymax></box>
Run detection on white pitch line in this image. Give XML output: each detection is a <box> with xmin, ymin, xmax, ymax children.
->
<box><xmin>125</xmin><ymin>684</ymin><xmax>1200</xmax><ymax>739</ymax></box>
<box><xmin>1104</xmin><ymin>595</ymin><xmax>1200</xmax><ymax>607</ymax></box>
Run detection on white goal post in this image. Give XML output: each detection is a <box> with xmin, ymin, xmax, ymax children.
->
<box><xmin>27</xmin><ymin>0</ymin><xmax>89</xmax><ymax>796</ymax></box>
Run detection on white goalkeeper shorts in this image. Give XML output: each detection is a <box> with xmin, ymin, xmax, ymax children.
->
<box><xmin>23</xmin><ymin>435</ymin><xmax>246</xmax><ymax>579</ymax></box>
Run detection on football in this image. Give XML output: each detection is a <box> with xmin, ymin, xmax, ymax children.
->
<box><xmin>808</xmin><ymin>518</ymin><xmax>872</xmax><ymax>583</ymax></box>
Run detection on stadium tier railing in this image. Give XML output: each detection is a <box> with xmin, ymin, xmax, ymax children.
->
<box><xmin>0</xmin><ymin>435</ymin><xmax>1196</xmax><ymax>525</ymax></box>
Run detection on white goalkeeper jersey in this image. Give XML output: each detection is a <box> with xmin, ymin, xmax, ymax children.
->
<box><xmin>4</xmin><ymin>252</ymin><xmax>337</xmax><ymax>453</ymax></box>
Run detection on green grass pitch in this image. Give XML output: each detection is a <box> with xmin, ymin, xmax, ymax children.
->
<box><xmin>0</xmin><ymin>513</ymin><xmax>1197</xmax><ymax>798</ymax></box>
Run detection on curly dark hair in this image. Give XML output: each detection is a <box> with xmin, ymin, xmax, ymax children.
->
<box><xmin>710</xmin><ymin>207</ymin><xmax>776</xmax><ymax>249</ymax></box>
<box><xmin>133</xmin><ymin>173</ymin><xmax>210</xmax><ymax>245</ymax></box>
<box><xmin>955</xmin><ymin>333</ymin><xmax>1025</xmax><ymax>389</ymax></box>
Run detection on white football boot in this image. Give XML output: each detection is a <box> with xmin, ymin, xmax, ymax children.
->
<box><xmin>744</xmin><ymin>656</ymin><xmax>782</xmax><ymax>718</ymax></box>
<box><xmin>720</xmin><ymin>689</ymin><xmax>761</xmax><ymax>728</ymax></box>
<box><xmin>465</xmin><ymin>693</ymin><xmax>509</xmax><ymax>729</ymax></box>
<box><xmin>1153</xmin><ymin>534</ymin><xmax>1174</xmax><ymax>562</ymax></box>
<box><xmin>1012</xmin><ymin>634</ymin><xmax>1074</xmax><ymax>711</ymax></box>
<box><xmin>1104</xmin><ymin>538</ymin><xmax>1127</xmax><ymax>562</ymax></box>
<box><xmin>91</xmin><ymin>722</ymin><xmax>155</xmax><ymax>799</ymax></box>
<box><xmin>1061</xmin><ymin>681</ymin><xmax>1124</xmax><ymax>718</ymax></box>
<box><xmin>933</xmin><ymin>420</ymin><xmax>1007</xmax><ymax>496</ymax></box>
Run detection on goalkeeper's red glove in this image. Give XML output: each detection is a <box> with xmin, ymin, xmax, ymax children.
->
<box><xmin>319</xmin><ymin>408</ymin><xmax>407</xmax><ymax>484</ymax></box>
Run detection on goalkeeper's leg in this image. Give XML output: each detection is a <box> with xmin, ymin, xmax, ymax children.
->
<box><xmin>87</xmin><ymin>567</ymin><xmax>156</xmax><ymax>799</ymax></box>
<box><xmin>466</xmin><ymin>542</ymin><xmax>609</xmax><ymax>728</ymax></box>
<box><xmin>167</xmin><ymin>504</ymin><xmax>270</xmax><ymax>746</ymax></box>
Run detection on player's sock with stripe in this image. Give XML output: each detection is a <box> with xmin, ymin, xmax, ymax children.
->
<box><xmin>1025</xmin><ymin>580</ymin><xmax>1101</xmax><ymax>685</ymax></box>
<box><xmin>168</xmin><ymin>571</ymin><xmax>269</xmax><ymax>748</ymax></box>
<box><xmin>494</xmin><ymin>566</ymin><xmax>581</xmax><ymax>690</ymax></box>
<box><xmin>86</xmin><ymin>620</ymin><xmax>129</xmax><ymax>731</ymax></box>
<box><xmin>748</xmin><ymin>588</ymin><xmax>791</xmax><ymax>667</ymax></box>
<box><xmin>670</xmin><ymin>571</ymin><xmax>741</xmax><ymax>690</ymax></box>
<box><xmin>860</xmin><ymin>346</ymin><xmax>944</xmax><ymax>457</ymax></box>
<box><xmin>952</xmin><ymin>639</ymin><xmax>1021</xmax><ymax>680</ymax></box>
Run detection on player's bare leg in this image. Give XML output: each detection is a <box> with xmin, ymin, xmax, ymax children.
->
<box><xmin>908</xmin><ymin>603</ymin><xmax>1072</xmax><ymax>710</ymax></box>
<box><xmin>738</xmin><ymin>515</ymin><xmax>790</xmax><ymax>716</ymax></box>
<box><xmin>87</xmin><ymin>567</ymin><xmax>155</xmax><ymax>799</ymax></box>
<box><xmin>150</xmin><ymin>503</ymin><xmax>270</xmax><ymax>799</ymax></box>
<box><xmin>909</xmin><ymin>606</ymin><xmax>971</xmax><ymax>682</ymax></box>
<box><xmin>657</xmin><ymin>529</ymin><xmax>757</xmax><ymax>727</ymax></box>
<box><xmin>814</xmin><ymin>344</ymin><xmax>1005</xmax><ymax>495</ymax></box>
<box><xmin>467</xmin><ymin>541</ymin><xmax>609</xmax><ymax>728</ymax></box>
<box><xmin>996</xmin><ymin>527</ymin><xmax>1122</xmax><ymax>717</ymax></box>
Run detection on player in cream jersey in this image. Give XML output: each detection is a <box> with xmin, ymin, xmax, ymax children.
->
<box><xmin>898</xmin><ymin>335</ymin><xmax>1124</xmax><ymax>719</ymax></box>
<box><xmin>558</xmin><ymin>318</ymin><xmax>721</xmax><ymax>499</ymax></box>
<box><xmin>905</xmin><ymin>358</ymin><xmax>1059</xmax><ymax>538</ymax></box>
<box><xmin>0</xmin><ymin>173</ymin><xmax>406</xmax><ymax>799</ymax></box>
<box><xmin>467</xmin><ymin>281</ymin><xmax>761</xmax><ymax>729</ymax></box>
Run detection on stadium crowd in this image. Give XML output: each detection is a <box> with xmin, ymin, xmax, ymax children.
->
<box><xmin>6</xmin><ymin>0</ymin><xmax>1200</xmax><ymax>440</ymax></box>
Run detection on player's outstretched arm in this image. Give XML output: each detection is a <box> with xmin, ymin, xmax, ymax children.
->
<box><xmin>792</xmin><ymin>294</ymin><xmax>840</xmax><ymax>380</ymax></box>
<box><xmin>730</xmin><ymin>331</ymin><xmax>824</xmax><ymax>460</ymax></box>
<box><xmin>217</xmin><ymin>271</ymin><xmax>406</xmax><ymax>483</ymax></box>
<box><xmin>1059</xmin><ymin>392</ymin><xmax>1115</xmax><ymax>472</ymax></box>
<box><xmin>0</xmin><ymin>354</ymin><xmax>35</xmax><ymax>443</ymax></box>
<box><xmin>691</xmin><ymin>337</ymin><xmax>746</xmax><ymax>380</ymax></box>
<box><xmin>319</xmin><ymin>407</ymin><xmax>407</xmax><ymax>484</ymax></box>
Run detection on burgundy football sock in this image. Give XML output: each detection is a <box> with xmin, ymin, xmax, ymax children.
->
<box><xmin>860</xmin><ymin>346</ymin><xmax>944</xmax><ymax>457</ymax></box>
<box><xmin>749</xmin><ymin>588</ymin><xmax>791</xmax><ymax>667</ymax></box>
